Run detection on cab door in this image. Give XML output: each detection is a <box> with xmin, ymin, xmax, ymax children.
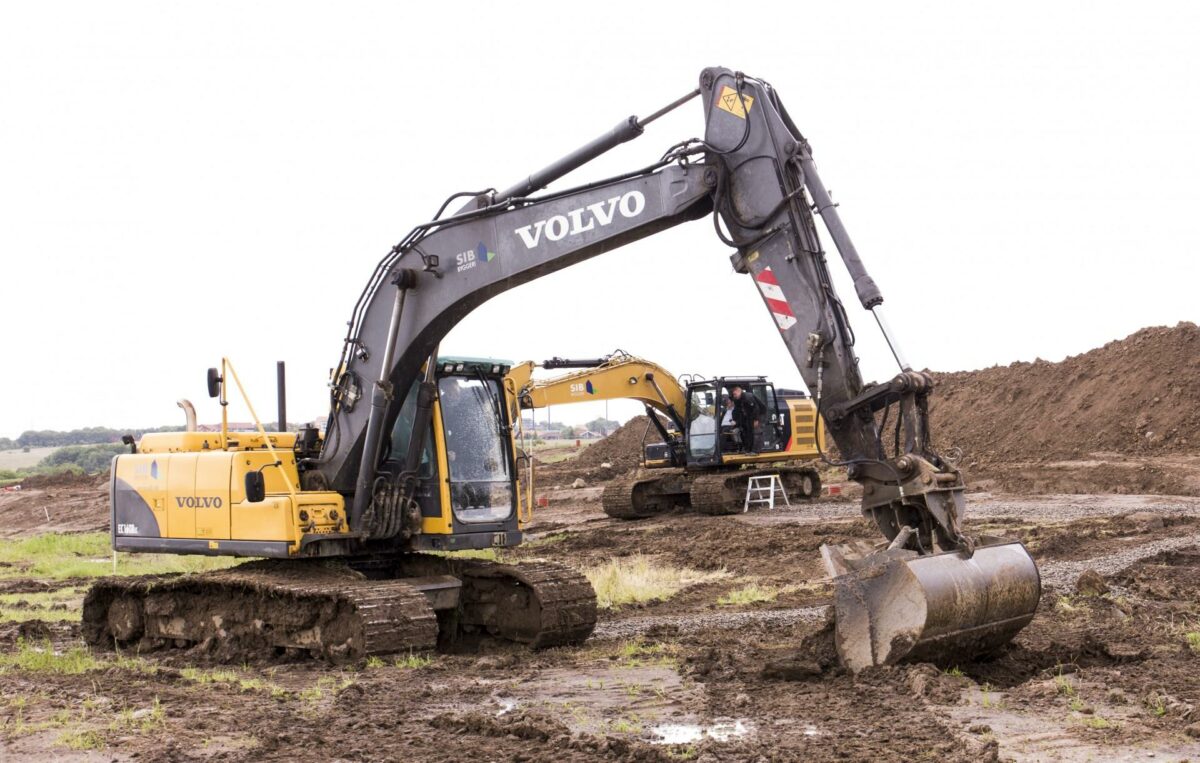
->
<box><xmin>751</xmin><ymin>382</ymin><xmax>784</xmax><ymax>452</ymax></box>
<box><xmin>684</xmin><ymin>382</ymin><xmax>719</xmax><ymax>466</ymax></box>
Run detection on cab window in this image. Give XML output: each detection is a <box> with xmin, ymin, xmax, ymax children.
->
<box><xmin>438</xmin><ymin>376</ymin><xmax>513</xmax><ymax>523</ymax></box>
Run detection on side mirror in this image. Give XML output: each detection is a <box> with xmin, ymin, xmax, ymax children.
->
<box><xmin>207</xmin><ymin>367</ymin><xmax>222</xmax><ymax>398</ymax></box>
<box><xmin>244</xmin><ymin>471</ymin><xmax>266</xmax><ymax>503</ymax></box>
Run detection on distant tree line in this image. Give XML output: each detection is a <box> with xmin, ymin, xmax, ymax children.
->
<box><xmin>40</xmin><ymin>444</ymin><xmax>129</xmax><ymax>473</ymax></box>
<box><xmin>0</xmin><ymin>426</ymin><xmax>185</xmax><ymax>450</ymax></box>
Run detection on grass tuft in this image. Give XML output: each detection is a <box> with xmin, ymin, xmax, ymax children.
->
<box><xmin>57</xmin><ymin>729</ymin><xmax>106</xmax><ymax>750</ymax></box>
<box><xmin>394</xmin><ymin>652</ymin><xmax>434</xmax><ymax>669</ymax></box>
<box><xmin>1186</xmin><ymin>631</ymin><xmax>1200</xmax><ymax>654</ymax></box>
<box><xmin>717</xmin><ymin>583</ymin><xmax>778</xmax><ymax>606</ymax></box>
<box><xmin>582</xmin><ymin>555</ymin><xmax>728</xmax><ymax>609</ymax></box>
<box><xmin>0</xmin><ymin>640</ymin><xmax>103</xmax><ymax>674</ymax></box>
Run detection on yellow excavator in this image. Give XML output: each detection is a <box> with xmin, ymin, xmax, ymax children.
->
<box><xmin>83</xmin><ymin>67</ymin><xmax>1041</xmax><ymax>672</ymax></box>
<box><xmin>505</xmin><ymin>351</ymin><xmax>825</xmax><ymax>517</ymax></box>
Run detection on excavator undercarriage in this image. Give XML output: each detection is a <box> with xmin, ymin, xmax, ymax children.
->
<box><xmin>84</xmin><ymin>556</ymin><xmax>596</xmax><ymax>662</ymax></box>
<box><xmin>600</xmin><ymin>465</ymin><xmax>821</xmax><ymax>519</ymax></box>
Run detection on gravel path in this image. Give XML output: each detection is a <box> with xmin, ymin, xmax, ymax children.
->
<box><xmin>1037</xmin><ymin>532</ymin><xmax>1200</xmax><ymax>589</ymax></box>
<box><xmin>593</xmin><ymin>605</ymin><xmax>830</xmax><ymax>641</ymax></box>
<box><xmin>734</xmin><ymin>492</ymin><xmax>1200</xmax><ymax>527</ymax></box>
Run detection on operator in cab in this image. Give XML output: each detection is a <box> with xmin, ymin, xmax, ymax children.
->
<box><xmin>729</xmin><ymin>385</ymin><xmax>764</xmax><ymax>454</ymax></box>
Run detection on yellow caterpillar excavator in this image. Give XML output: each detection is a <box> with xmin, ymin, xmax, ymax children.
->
<box><xmin>504</xmin><ymin>351</ymin><xmax>825</xmax><ymax>517</ymax></box>
<box><xmin>83</xmin><ymin>67</ymin><xmax>1041</xmax><ymax>672</ymax></box>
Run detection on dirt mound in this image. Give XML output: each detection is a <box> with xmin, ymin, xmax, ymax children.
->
<box><xmin>18</xmin><ymin>471</ymin><xmax>106</xmax><ymax>489</ymax></box>
<box><xmin>930</xmin><ymin>323</ymin><xmax>1200</xmax><ymax>464</ymax></box>
<box><xmin>572</xmin><ymin>415</ymin><xmax>664</xmax><ymax>472</ymax></box>
<box><xmin>537</xmin><ymin>415</ymin><xmax>665</xmax><ymax>485</ymax></box>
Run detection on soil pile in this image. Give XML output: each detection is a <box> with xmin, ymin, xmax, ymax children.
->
<box><xmin>536</xmin><ymin>415</ymin><xmax>666</xmax><ymax>486</ymax></box>
<box><xmin>929</xmin><ymin>322</ymin><xmax>1200</xmax><ymax>463</ymax></box>
<box><xmin>571</xmin><ymin>415</ymin><xmax>665</xmax><ymax>472</ymax></box>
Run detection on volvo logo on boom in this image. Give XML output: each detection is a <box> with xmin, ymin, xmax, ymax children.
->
<box><xmin>513</xmin><ymin>191</ymin><xmax>646</xmax><ymax>249</ymax></box>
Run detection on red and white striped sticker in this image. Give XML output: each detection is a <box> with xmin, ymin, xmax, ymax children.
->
<box><xmin>754</xmin><ymin>267</ymin><xmax>797</xmax><ymax>331</ymax></box>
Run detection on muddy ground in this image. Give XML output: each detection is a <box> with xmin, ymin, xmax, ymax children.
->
<box><xmin>3</xmin><ymin>479</ymin><xmax>1200</xmax><ymax>762</ymax></box>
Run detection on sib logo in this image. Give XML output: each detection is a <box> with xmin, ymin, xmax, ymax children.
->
<box><xmin>569</xmin><ymin>381</ymin><xmax>596</xmax><ymax>396</ymax></box>
<box><xmin>455</xmin><ymin>242</ymin><xmax>497</xmax><ymax>273</ymax></box>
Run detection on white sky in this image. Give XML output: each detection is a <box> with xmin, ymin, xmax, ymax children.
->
<box><xmin>1</xmin><ymin>1</ymin><xmax>1197</xmax><ymax>437</ymax></box>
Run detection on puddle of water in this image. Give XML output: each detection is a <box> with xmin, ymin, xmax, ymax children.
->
<box><xmin>650</xmin><ymin>719</ymin><xmax>753</xmax><ymax>745</ymax></box>
<box><xmin>495</xmin><ymin>698</ymin><xmax>517</xmax><ymax>717</ymax></box>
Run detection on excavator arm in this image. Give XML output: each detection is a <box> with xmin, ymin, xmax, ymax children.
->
<box><xmin>506</xmin><ymin>352</ymin><xmax>687</xmax><ymax>429</ymax></box>
<box><xmin>309</xmin><ymin>67</ymin><xmax>1039</xmax><ymax>671</ymax></box>
<box><xmin>505</xmin><ymin>352</ymin><xmax>689</xmax><ymax>465</ymax></box>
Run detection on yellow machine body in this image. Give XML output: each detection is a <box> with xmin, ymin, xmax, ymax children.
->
<box><xmin>506</xmin><ymin>354</ymin><xmax>825</xmax><ymax>471</ymax></box>
<box><xmin>112</xmin><ymin>360</ymin><xmax>531</xmax><ymax>559</ymax></box>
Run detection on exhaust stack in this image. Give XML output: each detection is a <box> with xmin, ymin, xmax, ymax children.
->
<box><xmin>176</xmin><ymin>399</ymin><xmax>197</xmax><ymax>432</ymax></box>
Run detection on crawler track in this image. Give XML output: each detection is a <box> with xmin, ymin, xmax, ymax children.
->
<box><xmin>83</xmin><ymin>561</ymin><xmax>437</xmax><ymax>662</ymax></box>
<box><xmin>82</xmin><ymin>556</ymin><xmax>596</xmax><ymax>663</ymax></box>
<box><xmin>691</xmin><ymin>466</ymin><xmax>822</xmax><ymax>515</ymax></box>
<box><xmin>601</xmin><ymin>470</ymin><xmax>687</xmax><ymax>519</ymax></box>
<box><xmin>459</xmin><ymin>560</ymin><xmax>597</xmax><ymax>648</ymax></box>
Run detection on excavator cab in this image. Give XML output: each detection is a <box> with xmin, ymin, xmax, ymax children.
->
<box><xmin>382</xmin><ymin>356</ymin><xmax>525</xmax><ymax>551</ymax></box>
<box><xmin>681</xmin><ymin>377</ymin><xmax>812</xmax><ymax>467</ymax></box>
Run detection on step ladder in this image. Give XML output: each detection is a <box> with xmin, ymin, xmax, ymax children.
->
<box><xmin>744</xmin><ymin>473</ymin><xmax>790</xmax><ymax>513</ymax></box>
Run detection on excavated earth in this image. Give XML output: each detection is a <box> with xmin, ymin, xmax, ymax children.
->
<box><xmin>4</xmin><ymin>491</ymin><xmax>1200</xmax><ymax>761</ymax></box>
<box><xmin>2</xmin><ymin>324</ymin><xmax>1199</xmax><ymax>761</ymax></box>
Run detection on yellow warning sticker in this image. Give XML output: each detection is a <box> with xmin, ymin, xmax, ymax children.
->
<box><xmin>208</xmin><ymin>540</ymin><xmax>219</xmax><ymax>550</ymax></box>
<box><xmin>746</xmin><ymin>251</ymin><xmax>760</xmax><ymax>263</ymax></box>
<box><xmin>716</xmin><ymin>85</ymin><xmax>754</xmax><ymax>119</ymax></box>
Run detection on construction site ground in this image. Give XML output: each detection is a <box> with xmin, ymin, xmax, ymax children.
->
<box><xmin>2</xmin><ymin>474</ymin><xmax>1200</xmax><ymax>761</ymax></box>
<box><xmin>1</xmin><ymin>325</ymin><xmax>1197</xmax><ymax>761</ymax></box>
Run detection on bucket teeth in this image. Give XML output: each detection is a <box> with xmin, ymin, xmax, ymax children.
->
<box><xmin>824</xmin><ymin>541</ymin><xmax>1041</xmax><ymax>672</ymax></box>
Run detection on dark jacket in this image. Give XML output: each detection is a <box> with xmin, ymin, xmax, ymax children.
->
<box><xmin>732</xmin><ymin>392</ymin><xmax>764</xmax><ymax>428</ymax></box>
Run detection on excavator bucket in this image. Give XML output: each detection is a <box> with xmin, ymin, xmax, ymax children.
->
<box><xmin>823</xmin><ymin>541</ymin><xmax>1040</xmax><ymax>672</ymax></box>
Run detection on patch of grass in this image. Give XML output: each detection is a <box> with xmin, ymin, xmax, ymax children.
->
<box><xmin>666</xmin><ymin>745</ymin><xmax>699</xmax><ymax>760</ymax></box>
<box><xmin>717</xmin><ymin>583</ymin><xmax>778</xmax><ymax>606</ymax></box>
<box><xmin>364</xmin><ymin>655</ymin><xmax>386</xmax><ymax>669</ymax></box>
<box><xmin>610</xmin><ymin>639</ymin><xmax>677</xmax><ymax>669</ymax></box>
<box><xmin>610</xmin><ymin>716</ymin><xmax>643</xmax><ymax>734</ymax></box>
<box><xmin>1054</xmin><ymin>674</ymin><xmax>1076</xmax><ymax>697</ymax></box>
<box><xmin>944</xmin><ymin>666</ymin><xmax>964</xmax><ymax>678</ymax></box>
<box><xmin>1069</xmin><ymin>697</ymin><xmax>1086</xmax><ymax>712</ymax></box>
<box><xmin>430</xmin><ymin>548</ymin><xmax>500</xmax><ymax>561</ymax></box>
<box><xmin>0</xmin><ymin>639</ymin><xmax>104</xmax><ymax>674</ymax></box>
<box><xmin>0</xmin><ymin>587</ymin><xmax>82</xmax><ymax>623</ymax></box>
<box><xmin>57</xmin><ymin>729</ymin><xmax>106</xmax><ymax>750</ymax></box>
<box><xmin>1147</xmin><ymin>694</ymin><xmax>1167</xmax><ymax>717</ymax></box>
<box><xmin>180</xmin><ymin>667</ymin><xmax>276</xmax><ymax>693</ymax></box>
<box><xmin>523</xmin><ymin>532</ymin><xmax>569</xmax><ymax>548</ymax></box>
<box><xmin>582</xmin><ymin>555</ymin><xmax>729</xmax><ymax>609</ymax></box>
<box><xmin>1083</xmin><ymin>716</ymin><xmax>1113</xmax><ymax>730</ymax></box>
<box><xmin>0</xmin><ymin>532</ymin><xmax>238</xmax><ymax>580</ymax></box>
<box><xmin>394</xmin><ymin>652</ymin><xmax>434</xmax><ymax>669</ymax></box>
<box><xmin>110</xmin><ymin>698</ymin><xmax>164</xmax><ymax>733</ymax></box>
<box><xmin>1186</xmin><ymin>631</ymin><xmax>1200</xmax><ymax>654</ymax></box>
<box><xmin>298</xmin><ymin>674</ymin><xmax>357</xmax><ymax>703</ymax></box>
<box><xmin>1054</xmin><ymin>596</ymin><xmax>1077</xmax><ymax>614</ymax></box>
